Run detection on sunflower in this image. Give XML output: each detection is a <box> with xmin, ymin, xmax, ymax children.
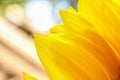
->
<box><xmin>24</xmin><ymin>0</ymin><xmax>120</xmax><ymax>80</ymax></box>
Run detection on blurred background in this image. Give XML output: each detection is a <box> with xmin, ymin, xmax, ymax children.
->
<box><xmin>0</xmin><ymin>0</ymin><xmax>78</xmax><ymax>80</ymax></box>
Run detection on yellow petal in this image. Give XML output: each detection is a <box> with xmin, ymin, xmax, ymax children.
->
<box><xmin>34</xmin><ymin>31</ymin><xmax>120</xmax><ymax>80</ymax></box>
<box><xmin>78</xmin><ymin>31</ymin><xmax>120</xmax><ymax>80</ymax></box>
<box><xmin>67</xmin><ymin>6</ymin><xmax>77</xmax><ymax>13</ymax></box>
<box><xmin>113</xmin><ymin>0</ymin><xmax>120</xmax><ymax>6</ymax></box>
<box><xmin>78</xmin><ymin>0</ymin><xmax>120</xmax><ymax>31</ymax></box>
<box><xmin>50</xmin><ymin>25</ymin><xmax>65</xmax><ymax>34</ymax></box>
<box><xmin>60</xmin><ymin>10</ymin><xmax>94</xmax><ymax>34</ymax></box>
<box><xmin>23</xmin><ymin>72</ymin><xmax>38</xmax><ymax>80</ymax></box>
<box><xmin>78</xmin><ymin>0</ymin><xmax>120</xmax><ymax>59</ymax></box>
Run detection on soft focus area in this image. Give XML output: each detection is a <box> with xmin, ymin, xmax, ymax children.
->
<box><xmin>0</xmin><ymin>0</ymin><xmax>77</xmax><ymax>80</ymax></box>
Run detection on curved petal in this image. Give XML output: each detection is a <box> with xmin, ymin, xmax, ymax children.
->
<box><xmin>60</xmin><ymin>10</ymin><xmax>94</xmax><ymax>34</ymax></box>
<box><xmin>50</xmin><ymin>6</ymin><xmax>77</xmax><ymax>34</ymax></box>
<box><xmin>50</xmin><ymin>25</ymin><xmax>65</xmax><ymax>34</ymax></box>
<box><xmin>24</xmin><ymin>0</ymin><xmax>120</xmax><ymax>80</ymax></box>
<box><xmin>78</xmin><ymin>0</ymin><xmax>120</xmax><ymax>59</ymax></box>
<box><xmin>34</xmin><ymin>31</ymin><xmax>120</xmax><ymax>80</ymax></box>
<box><xmin>67</xmin><ymin>6</ymin><xmax>77</xmax><ymax>13</ymax></box>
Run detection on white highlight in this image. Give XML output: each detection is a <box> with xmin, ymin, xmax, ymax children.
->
<box><xmin>25</xmin><ymin>1</ymin><xmax>55</xmax><ymax>32</ymax></box>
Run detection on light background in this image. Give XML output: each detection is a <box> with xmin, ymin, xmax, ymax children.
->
<box><xmin>0</xmin><ymin>0</ymin><xmax>78</xmax><ymax>80</ymax></box>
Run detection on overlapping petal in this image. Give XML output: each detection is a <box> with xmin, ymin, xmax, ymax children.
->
<box><xmin>24</xmin><ymin>0</ymin><xmax>120</xmax><ymax>80</ymax></box>
<box><xmin>60</xmin><ymin>10</ymin><xmax>93</xmax><ymax>34</ymax></box>
<box><xmin>78</xmin><ymin>0</ymin><xmax>120</xmax><ymax>59</ymax></box>
<box><xmin>34</xmin><ymin>31</ymin><xmax>120</xmax><ymax>80</ymax></box>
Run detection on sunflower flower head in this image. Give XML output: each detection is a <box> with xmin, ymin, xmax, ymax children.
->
<box><xmin>24</xmin><ymin>0</ymin><xmax>120</xmax><ymax>80</ymax></box>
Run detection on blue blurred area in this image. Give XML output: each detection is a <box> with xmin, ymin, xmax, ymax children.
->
<box><xmin>25</xmin><ymin>0</ymin><xmax>71</xmax><ymax>32</ymax></box>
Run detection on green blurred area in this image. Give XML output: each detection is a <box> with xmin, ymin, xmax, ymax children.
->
<box><xmin>0</xmin><ymin>0</ymin><xmax>27</xmax><ymax>15</ymax></box>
